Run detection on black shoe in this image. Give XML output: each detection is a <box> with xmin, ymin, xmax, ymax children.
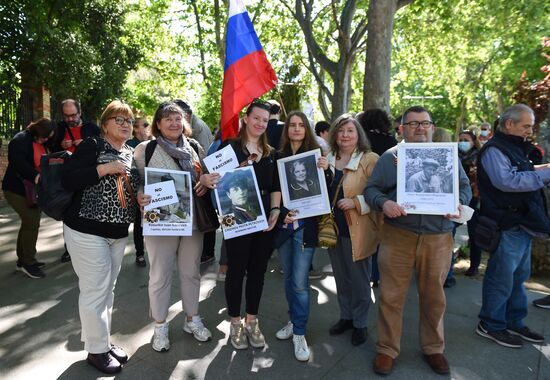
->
<box><xmin>507</xmin><ymin>326</ymin><xmax>545</xmax><ymax>343</ymax></box>
<box><xmin>464</xmin><ymin>267</ymin><xmax>478</xmax><ymax>277</ymax></box>
<box><xmin>372</xmin><ymin>280</ymin><xmax>379</xmax><ymax>288</ymax></box>
<box><xmin>200</xmin><ymin>254</ymin><xmax>215</xmax><ymax>264</ymax></box>
<box><xmin>36</xmin><ymin>261</ymin><xmax>46</xmax><ymax>267</ymax></box>
<box><xmin>329</xmin><ymin>319</ymin><xmax>353</xmax><ymax>335</ymax></box>
<box><xmin>444</xmin><ymin>277</ymin><xmax>456</xmax><ymax>288</ymax></box>
<box><xmin>135</xmin><ymin>254</ymin><xmax>146</xmax><ymax>267</ymax></box>
<box><xmin>109</xmin><ymin>344</ymin><xmax>128</xmax><ymax>364</ymax></box>
<box><xmin>476</xmin><ymin>322</ymin><xmax>522</xmax><ymax>348</ymax></box>
<box><xmin>87</xmin><ymin>352</ymin><xmax>121</xmax><ymax>374</ymax></box>
<box><xmin>16</xmin><ymin>263</ymin><xmax>45</xmax><ymax>279</ymax></box>
<box><xmin>351</xmin><ymin>327</ymin><xmax>367</xmax><ymax>346</ymax></box>
<box><xmin>60</xmin><ymin>251</ymin><xmax>71</xmax><ymax>263</ymax></box>
<box><xmin>533</xmin><ymin>295</ymin><xmax>550</xmax><ymax>309</ymax></box>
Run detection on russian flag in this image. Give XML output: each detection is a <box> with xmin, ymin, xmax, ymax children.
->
<box><xmin>220</xmin><ymin>0</ymin><xmax>278</xmax><ymax>140</ymax></box>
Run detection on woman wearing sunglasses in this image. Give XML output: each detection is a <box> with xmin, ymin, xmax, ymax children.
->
<box><xmin>201</xmin><ymin>100</ymin><xmax>281</xmax><ymax>350</ymax></box>
<box><xmin>62</xmin><ymin>100</ymin><xmax>139</xmax><ymax>374</ymax></box>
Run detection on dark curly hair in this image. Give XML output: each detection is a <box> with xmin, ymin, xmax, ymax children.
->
<box><xmin>357</xmin><ymin>108</ymin><xmax>391</xmax><ymax>133</ymax></box>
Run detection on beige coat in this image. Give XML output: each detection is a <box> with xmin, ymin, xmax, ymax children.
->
<box><xmin>328</xmin><ymin>150</ymin><xmax>382</xmax><ymax>261</ymax></box>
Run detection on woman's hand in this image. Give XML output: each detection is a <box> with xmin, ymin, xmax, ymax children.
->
<box><xmin>317</xmin><ymin>156</ymin><xmax>329</xmax><ymax>170</ymax></box>
<box><xmin>283</xmin><ymin>210</ymin><xmax>297</xmax><ymax>224</ymax></box>
<box><xmin>97</xmin><ymin>161</ymin><xmax>126</xmax><ymax>177</ymax></box>
<box><xmin>265</xmin><ymin>208</ymin><xmax>280</xmax><ymax>231</ymax></box>
<box><xmin>200</xmin><ymin>173</ymin><xmax>220</xmax><ymax>189</ymax></box>
<box><xmin>337</xmin><ymin>198</ymin><xmax>355</xmax><ymax>211</ymax></box>
<box><xmin>194</xmin><ymin>182</ymin><xmax>208</xmax><ymax>197</ymax></box>
<box><xmin>137</xmin><ymin>191</ymin><xmax>151</xmax><ymax>208</ymax></box>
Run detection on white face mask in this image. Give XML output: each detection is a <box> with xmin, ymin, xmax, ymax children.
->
<box><xmin>480</xmin><ymin>130</ymin><xmax>489</xmax><ymax>137</ymax></box>
<box><xmin>458</xmin><ymin>141</ymin><xmax>472</xmax><ymax>153</ymax></box>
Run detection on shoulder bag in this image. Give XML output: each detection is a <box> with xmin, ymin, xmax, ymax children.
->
<box><xmin>318</xmin><ymin>172</ymin><xmax>346</xmax><ymax>249</ymax></box>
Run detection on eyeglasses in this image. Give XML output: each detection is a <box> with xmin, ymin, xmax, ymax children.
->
<box><xmin>63</xmin><ymin>113</ymin><xmax>79</xmax><ymax>119</ymax></box>
<box><xmin>403</xmin><ymin>121</ymin><xmax>433</xmax><ymax>129</ymax></box>
<box><xmin>109</xmin><ymin>116</ymin><xmax>135</xmax><ymax>126</ymax></box>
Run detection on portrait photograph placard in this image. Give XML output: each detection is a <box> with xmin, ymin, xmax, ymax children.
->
<box><xmin>143</xmin><ymin>167</ymin><xmax>193</xmax><ymax>236</ymax></box>
<box><xmin>214</xmin><ymin>166</ymin><xmax>268</xmax><ymax>239</ymax></box>
<box><xmin>396</xmin><ymin>142</ymin><xmax>459</xmax><ymax>215</ymax></box>
<box><xmin>277</xmin><ymin>149</ymin><xmax>330</xmax><ymax>219</ymax></box>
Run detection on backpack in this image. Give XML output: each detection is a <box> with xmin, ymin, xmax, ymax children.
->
<box><xmin>37</xmin><ymin>138</ymin><xmax>105</xmax><ymax>221</ymax></box>
<box><xmin>36</xmin><ymin>151</ymin><xmax>74</xmax><ymax>221</ymax></box>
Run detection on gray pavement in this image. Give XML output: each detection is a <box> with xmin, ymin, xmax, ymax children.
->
<box><xmin>0</xmin><ymin>207</ymin><xmax>549</xmax><ymax>380</ymax></box>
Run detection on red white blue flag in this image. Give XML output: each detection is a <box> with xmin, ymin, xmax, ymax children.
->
<box><xmin>220</xmin><ymin>0</ymin><xmax>278</xmax><ymax>140</ymax></box>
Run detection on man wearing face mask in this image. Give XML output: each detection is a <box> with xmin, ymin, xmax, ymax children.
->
<box><xmin>478</xmin><ymin>122</ymin><xmax>492</xmax><ymax>145</ymax></box>
<box><xmin>476</xmin><ymin>104</ymin><xmax>550</xmax><ymax>349</ymax></box>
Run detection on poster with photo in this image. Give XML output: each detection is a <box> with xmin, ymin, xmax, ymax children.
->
<box><xmin>396</xmin><ymin>142</ymin><xmax>459</xmax><ymax>215</ymax></box>
<box><xmin>143</xmin><ymin>167</ymin><xmax>193</xmax><ymax>236</ymax></box>
<box><xmin>277</xmin><ymin>149</ymin><xmax>330</xmax><ymax>219</ymax></box>
<box><xmin>214</xmin><ymin>166</ymin><xmax>268</xmax><ymax>239</ymax></box>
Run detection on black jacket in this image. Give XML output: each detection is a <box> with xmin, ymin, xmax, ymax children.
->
<box><xmin>2</xmin><ymin>131</ymin><xmax>40</xmax><ymax>197</ymax></box>
<box><xmin>51</xmin><ymin>121</ymin><xmax>100</xmax><ymax>152</ymax></box>
<box><xmin>477</xmin><ymin>131</ymin><xmax>550</xmax><ymax>233</ymax></box>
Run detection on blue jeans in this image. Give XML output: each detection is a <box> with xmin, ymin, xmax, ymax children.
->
<box><xmin>479</xmin><ymin>228</ymin><xmax>532</xmax><ymax>331</ymax></box>
<box><xmin>278</xmin><ymin>228</ymin><xmax>314</xmax><ymax>335</ymax></box>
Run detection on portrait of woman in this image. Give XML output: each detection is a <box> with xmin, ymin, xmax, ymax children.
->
<box><xmin>286</xmin><ymin>158</ymin><xmax>321</xmax><ymax>201</ymax></box>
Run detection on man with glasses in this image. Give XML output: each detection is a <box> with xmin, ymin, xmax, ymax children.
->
<box><xmin>365</xmin><ymin>106</ymin><xmax>471</xmax><ymax>376</ymax></box>
<box><xmin>53</xmin><ymin>99</ymin><xmax>100</xmax><ymax>262</ymax></box>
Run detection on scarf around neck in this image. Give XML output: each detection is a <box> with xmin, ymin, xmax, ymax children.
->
<box><xmin>156</xmin><ymin>135</ymin><xmax>196</xmax><ymax>179</ymax></box>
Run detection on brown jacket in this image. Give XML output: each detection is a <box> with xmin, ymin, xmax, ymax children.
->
<box><xmin>328</xmin><ymin>150</ymin><xmax>382</xmax><ymax>261</ymax></box>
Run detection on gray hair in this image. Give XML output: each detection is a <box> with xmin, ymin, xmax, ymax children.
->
<box><xmin>498</xmin><ymin>104</ymin><xmax>534</xmax><ymax>132</ymax></box>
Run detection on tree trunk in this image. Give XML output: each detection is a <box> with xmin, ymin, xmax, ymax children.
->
<box><xmin>363</xmin><ymin>0</ymin><xmax>398</xmax><ymax>113</ymax></box>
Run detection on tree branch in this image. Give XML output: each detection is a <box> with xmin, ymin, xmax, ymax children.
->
<box><xmin>397</xmin><ymin>0</ymin><xmax>414</xmax><ymax>10</ymax></box>
<box><xmin>191</xmin><ymin>0</ymin><xmax>210</xmax><ymax>90</ymax></box>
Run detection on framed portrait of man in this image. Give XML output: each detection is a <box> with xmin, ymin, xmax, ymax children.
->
<box><xmin>396</xmin><ymin>142</ymin><xmax>459</xmax><ymax>215</ymax></box>
<box><xmin>214</xmin><ymin>166</ymin><xmax>268</xmax><ymax>239</ymax></box>
<box><xmin>143</xmin><ymin>167</ymin><xmax>193</xmax><ymax>236</ymax></box>
<box><xmin>277</xmin><ymin>149</ymin><xmax>330</xmax><ymax>219</ymax></box>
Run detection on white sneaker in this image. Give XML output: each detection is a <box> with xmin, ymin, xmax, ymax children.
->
<box><xmin>183</xmin><ymin>317</ymin><xmax>212</xmax><ymax>342</ymax></box>
<box><xmin>276</xmin><ymin>321</ymin><xmax>293</xmax><ymax>340</ymax></box>
<box><xmin>217</xmin><ymin>272</ymin><xmax>226</xmax><ymax>282</ymax></box>
<box><xmin>293</xmin><ymin>334</ymin><xmax>310</xmax><ymax>362</ymax></box>
<box><xmin>152</xmin><ymin>322</ymin><xmax>170</xmax><ymax>352</ymax></box>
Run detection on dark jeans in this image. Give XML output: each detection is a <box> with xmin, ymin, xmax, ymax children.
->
<box><xmin>133</xmin><ymin>204</ymin><xmax>144</xmax><ymax>255</ymax></box>
<box><xmin>225</xmin><ymin>230</ymin><xmax>273</xmax><ymax>317</ymax></box>
<box><xmin>202</xmin><ymin>230</ymin><xmax>216</xmax><ymax>257</ymax></box>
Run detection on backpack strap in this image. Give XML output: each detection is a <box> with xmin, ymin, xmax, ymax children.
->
<box><xmin>145</xmin><ymin>140</ymin><xmax>157</xmax><ymax>166</ymax></box>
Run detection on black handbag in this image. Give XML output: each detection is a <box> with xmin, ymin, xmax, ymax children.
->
<box><xmin>474</xmin><ymin>215</ymin><xmax>501</xmax><ymax>253</ymax></box>
<box><xmin>194</xmin><ymin>192</ymin><xmax>220</xmax><ymax>232</ymax></box>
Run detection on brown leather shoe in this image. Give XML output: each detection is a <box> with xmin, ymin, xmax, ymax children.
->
<box><xmin>424</xmin><ymin>353</ymin><xmax>450</xmax><ymax>375</ymax></box>
<box><xmin>373</xmin><ymin>353</ymin><xmax>393</xmax><ymax>375</ymax></box>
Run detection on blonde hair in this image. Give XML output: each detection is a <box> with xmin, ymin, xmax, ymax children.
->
<box><xmin>99</xmin><ymin>100</ymin><xmax>134</xmax><ymax>136</ymax></box>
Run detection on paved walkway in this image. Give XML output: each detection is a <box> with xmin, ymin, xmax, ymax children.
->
<box><xmin>0</xmin><ymin>208</ymin><xmax>549</xmax><ymax>380</ymax></box>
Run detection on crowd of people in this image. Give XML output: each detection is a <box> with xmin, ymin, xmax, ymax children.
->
<box><xmin>2</xmin><ymin>98</ymin><xmax>549</xmax><ymax>376</ymax></box>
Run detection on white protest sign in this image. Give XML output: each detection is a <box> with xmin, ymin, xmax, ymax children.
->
<box><xmin>144</xmin><ymin>180</ymin><xmax>178</xmax><ymax>211</ymax></box>
<box><xmin>203</xmin><ymin>144</ymin><xmax>239</xmax><ymax>174</ymax></box>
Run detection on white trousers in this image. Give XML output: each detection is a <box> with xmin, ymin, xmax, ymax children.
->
<box><xmin>64</xmin><ymin>225</ymin><xmax>127</xmax><ymax>353</ymax></box>
<box><xmin>145</xmin><ymin>232</ymin><xmax>203</xmax><ymax>322</ymax></box>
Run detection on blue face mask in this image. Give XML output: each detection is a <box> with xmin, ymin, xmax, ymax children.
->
<box><xmin>480</xmin><ymin>130</ymin><xmax>489</xmax><ymax>137</ymax></box>
<box><xmin>458</xmin><ymin>141</ymin><xmax>472</xmax><ymax>153</ymax></box>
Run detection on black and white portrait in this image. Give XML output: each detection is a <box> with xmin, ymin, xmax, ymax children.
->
<box><xmin>404</xmin><ymin>148</ymin><xmax>453</xmax><ymax>194</ymax></box>
<box><xmin>218</xmin><ymin>168</ymin><xmax>261</xmax><ymax>225</ymax></box>
<box><xmin>277</xmin><ymin>149</ymin><xmax>331</xmax><ymax>219</ymax></box>
<box><xmin>284</xmin><ymin>156</ymin><xmax>321</xmax><ymax>201</ymax></box>
<box><xmin>397</xmin><ymin>142</ymin><xmax>459</xmax><ymax>215</ymax></box>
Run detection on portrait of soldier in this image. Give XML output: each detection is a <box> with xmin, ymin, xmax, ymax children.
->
<box><xmin>223</xmin><ymin>171</ymin><xmax>258</xmax><ymax>225</ymax></box>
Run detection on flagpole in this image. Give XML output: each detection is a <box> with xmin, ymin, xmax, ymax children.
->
<box><xmin>273</xmin><ymin>84</ymin><xmax>287</xmax><ymax>119</ymax></box>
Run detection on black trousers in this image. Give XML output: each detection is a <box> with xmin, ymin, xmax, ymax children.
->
<box><xmin>133</xmin><ymin>204</ymin><xmax>144</xmax><ymax>255</ymax></box>
<box><xmin>225</xmin><ymin>230</ymin><xmax>273</xmax><ymax>317</ymax></box>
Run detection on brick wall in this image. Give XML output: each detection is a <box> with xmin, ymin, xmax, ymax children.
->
<box><xmin>0</xmin><ymin>139</ymin><xmax>8</xmax><ymax>207</ymax></box>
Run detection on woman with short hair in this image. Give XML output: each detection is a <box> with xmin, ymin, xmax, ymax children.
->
<box><xmin>62</xmin><ymin>100</ymin><xmax>139</xmax><ymax>374</ymax></box>
<box><xmin>135</xmin><ymin>102</ymin><xmax>212</xmax><ymax>354</ymax></box>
